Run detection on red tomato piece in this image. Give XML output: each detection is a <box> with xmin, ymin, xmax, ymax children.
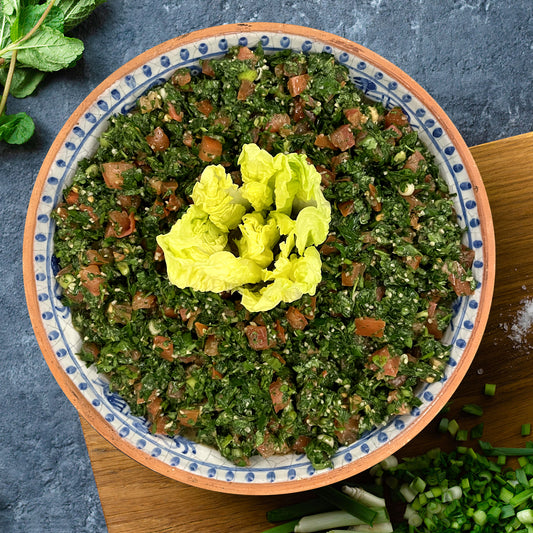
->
<box><xmin>146</xmin><ymin>126</ymin><xmax>170</xmax><ymax>152</ymax></box>
<box><xmin>329</xmin><ymin>124</ymin><xmax>355</xmax><ymax>151</ymax></box>
<box><xmin>287</xmin><ymin>74</ymin><xmax>310</xmax><ymax>97</ymax></box>
<box><xmin>286</xmin><ymin>306</ymin><xmax>308</xmax><ymax>330</ymax></box>
<box><xmin>105</xmin><ymin>210</ymin><xmax>135</xmax><ymax>238</ymax></box>
<box><xmin>153</xmin><ymin>336</ymin><xmax>174</xmax><ymax>361</ymax></box>
<box><xmin>355</xmin><ymin>317</ymin><xmax>386</xmax><ymax>338</ymax></box>
<box><xmin>132</xmin><ymin>291</ymin><xmax>156</xmax><ymax>310</ymax></box>
<box><xmin>237</xmin><ymin>79</ymin><xmax>254</xmax><ymax>101</ymax></box>
<box><xmin>269</xmin><ymin>377</ymin><xmax>290</xmax><ymax>413</ymax></box>
<box><xmin>244</xmin><ymin>325</ymin><xmax>269</xmax><ymax>350</ymax></box>
<box><xmin>198</xmin><ymin>135</ymin><xmax>223</xmax><ymax>162</ymax></box>
<box><xmin>384</xmin><ymin>106</ymin><xmax>409</xmax><ymax>128</ymax></box>
<box><xmin>101</xmin><ymin>162</ymin><xmax>135</xmax><ymax>189</ymax></box>
<box><xmin>79</xmin><ymin>264</ymin><xmax>105</xmax><ymax>297</ymax></box>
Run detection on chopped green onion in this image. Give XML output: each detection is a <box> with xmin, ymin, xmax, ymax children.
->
<box><xmin>471</xmin><ymin>422</ymin><xmax>484</xmax><ymax>439</ymax></box>
<box><xmin>293</xmin><ymin>509</ymin><xmax>388</xmax><ymax>533</ymax></box>
<box><xmin>316</xmin><ymin>486</ymin><xmax>377</xmax><ymax>525</ymax></box>
<box><xmin>517</xmin><ymin>509</ymin><xmax>533</xmax><ymax>524</ymax></box>
<box><xmin>484</xmin><ymin>383</ymin><xmax>496</xmax><ymax>396</ymax></box>
<box><xmin>462</xmin><ymin>403</ymin><xmax>484</xmax><ymax>416</ymax></box>
<box><xmin>480</xmin><ymin>441</ymin><xmax>533</xmax><ymax>456</ymax></box>
<box><xmin>438</xmin><ymin>418</ymin><xmax>449</xmax><ymax>433</ymax></box>
<box><xmin>456</xmin><ymin>429</ymin><xmax>469</xmax><ymax>441</ymax></box>
<box><xmin>447</xmin><ymin>419</ymin><xmax>460</xmax><ymax>437</ymax></box>
<box><xmin>522</xmin><ymin>424</ymin><xmax>532</xmax><ymax>437</ymax></box>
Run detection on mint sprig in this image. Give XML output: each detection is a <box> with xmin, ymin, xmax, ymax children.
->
<box><xmin>0</xmin><ymin>0</ymin><xmax>106</xmax><ymax>145</ymax></box>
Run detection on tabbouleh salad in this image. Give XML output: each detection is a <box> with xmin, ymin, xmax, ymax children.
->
<box><xmin>52</xmin><ymin>45</ymin><xmax>476</xmax><ymax>470</ymax></box>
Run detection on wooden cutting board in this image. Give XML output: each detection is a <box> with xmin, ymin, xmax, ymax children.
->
<box><xmin>80</xmin><ymin>132</ymin><xmax>533</xmax><ymax>532</ymax></box>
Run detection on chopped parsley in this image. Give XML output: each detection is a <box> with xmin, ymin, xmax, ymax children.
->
<box><xmin>52</xmin><ymin>45</ymin><xmax>476</xmax><ymax>469</ymax></box>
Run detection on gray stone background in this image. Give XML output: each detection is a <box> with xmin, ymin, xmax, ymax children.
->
<box><xmin>0</xmin><ymin>1</ymin><xmax>531</xmax><ymax>531</ymax></box>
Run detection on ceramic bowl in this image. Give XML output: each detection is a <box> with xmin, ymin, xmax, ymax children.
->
<box><xmin>23</xmin><ymin>23</ymin><xmax>495</xmax><ymax>495</ymax></box>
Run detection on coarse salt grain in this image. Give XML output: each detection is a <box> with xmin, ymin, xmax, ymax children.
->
<box><xmin>509</xmin><ymin>298</ymin><xmax>533</xmax><ymax>348</ymax></box>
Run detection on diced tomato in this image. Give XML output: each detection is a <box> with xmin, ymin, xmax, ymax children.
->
<box><xmin>385</xmin><ymin>124</ymin><xmax>402</xmax><ymax>144</ymax></box>
<box><xmin>177</xmin><ymin>408</ymin><xmax>200</xmax><ymax>427</ymax></box>
<box><xmin>442</xmin><ymin>261</ymin><xmax>475</xmax><ymax>297</ymax></box>
<box><xmin>203</xmin><ymin>334</ymin><xmax>219</xmax><ymax>356</ymax></box>
<box><xmin>195</xmin><ymin>99</ymin><xmax>214</xmax><ymax>116</ymax></box>
<box><xmin>403</xmin><ymin>150</ymin><xmax>425</xmax><ymax>172</ymax></box>
<box><xmin>291</xmin><ymin>435</ymin><xmax>311</xmax><ymax>454</ymax></box>
<box><xmin>237</xmin><ymin>79</ymin><xmax>254</xmax><ymax>101</ymax></box>
<box><xmin>211</xmin><ymin>367</ymin><xmax>223</xmax><ymax>380</ymax></box>
<box><xmin>286</xmin><ymin>306</ymin><xmax>308</xmax><ymax>330</ymax></box>
<box><xmin>153</xmin><ymin>415</ymin><xmax>170</xmax><ymax>435</ymax></box>
<box><xmin>329</xmin><ymin>124</ymin><xmax>355</xmax><ymax>151</ymax></box>
<box><xmin>237</xmin><ymin>46</ymin><xmax>257</xmax><ymax>62</ymax></box>
<box><xmin>460</xmin><ymin>244</ymin><xmax>476</xmax><ymax>270</ymax></box>
<box><xmin>265</xmin><ymin>113</ymin><xmax>291</xmax><ymax>133</ymax></box>
<box><xmin>132</xmin><ymin>291</ymin><xmax>156</xmax><ymax>310</ymax></box>
<box><xmin>287</xmin><ymin>74</ymin><xmax>310</xmax><ymax>97</ymax></box>
<box><xmin>201</xmin><ymin>60</ymin><xmax>215</xmax><ymax>77</ymax></box>
<box><xmin>182</xmin><ymin>130</ymin><xmax>194</xmax><ymax>147</ymax></box>
<box><xmin>213</xmin><ymin>114</ymin><xmax>232</xmax><ymax>130</ymax></box>
<box><xmin>368</xmin><ymin>346</ymin><xmax>400</xmax><ymax>378</ymax></box>
<box><xmin>368</xmin><ymin>183</ymin><xmax>382</xmax><ymax>212</ymax></box>
<box><xmin>79</xmin><ymin>203</ymin><xmax>99</xmax><ymax>223</ymax></box>
<box><xmin>153</xmin><ymin>336</ymin><xmax>174</xmax><ymax>361</ymax></box>
<box><xmin>338</xmin><ymin>199</ymin><xmax>355</xmax><ymax>217</ymax></box>
<box><xmin>79</xmin><ymin>264</ymin><xmax>105</xmax><ymax>297</ymax></box>
<box><xmin>146</xmin><ymin>127</ymin><xmax>170</xmax><ymax>152</ymax></box>
<box><xmin>166</xmin><ymin>102</ymin><xmax>183</xmax><ymax>122</ymax></box>
<box><xmin>165</xmin><ymin>193</ymin><xmax>185</xmax><ymax>212</ymax></box>
<box><xmin>271</xmin><ymin>351</ymin><xmax>286</xmax><ymax>365</ymax></box>
<box><xmin>194</xmin><ymin>321</ymin><xmax>208</xmax><ymax>337</ymax></box>
<box><xmin>198</xmin><ymin>135</ymin><xmax>222</xmax><ymax>162</ymax></box>
<box><xmin>334</xmin><ymin>415</ymin><xmax>360</xmax><ymax>445</ymax></box>
<box><xmin>65</xmin><ymin>189</ymin><xmax>79</xmax><ymax>205</ymax></box>
<box><xmin>105</xmin><ymin>210</ymin><xmax>135</xmax><ymax>238</ymax></box>
<box><xmin>162</xmin><ymin>306</ymin><xmax>178</xmax><ymax>318</ymax></box>
<box><xmin>320</xmin><ymin>234</ymin><xmax>340</xmax><ymax>255</ymax></box>
<box><xmin>273</xmin><ymin>320</ymin><xmax>287</xmax><ymax>344</ymax></box>
<box><xmin>171</xmin><ymin>69</ymin><xmax>191</xmax><ymax>87</ymax></box>
<box><xmin>314</xmin><ymin>133</ymin><xmax>337</xmax><ymax>150</ymax></box>
<box><xmin>344</xmin><ymin>108</ymin><xmax>366</xmax><ymax>128</ymax></box>
<box><xmin>341</xmin><ymin>261</ymin><xmax>366</xmax><ymax>287</ymax></box>
<box><xmin>355</xmin><ymin>317</ymin><xmax>386</xmax><ymax>338</ymax></box>
<box><xmin>269</xmin><ymin>377</ymin><xmax>290</xmax><ymax>413</ymax></box>
<box><xmin>80</xmin><ymin>342</ymin><xmax>100</xmax><ymax>361</ymax></box>
<box><xmin>146</xmin><ymin>391</ymin><xmax>162</xmax><ymax>419</ymax></box>
<box><xmin>315</xmin><ymin>164</ymin><xmax>336</xmax><ymax>187</ymax></box>
<box><xmin>244</xmin><ymin>325</ymin><xmax>269</xmax><ymax>350</ymax></box>
<box><xmin>101</xmin><ymin>162</ymin><xmax>135</xmax><ymax>189</ymax></box>
<box><xmin>384</xmin><ymin>106</ymin><xmax>409</xmax><ymax>128</ymax></box>
<box><xmin>86</xmin><ymin>249</ymin><xmax>110</xmax><ymax>265</ymax></box>
<box><xmin>117</xmin><ymin>194</ymin><xmax>141</xmax><ymax>210</ymax></box>
<box><xmin>405</xmin><ymin>255</ymin><xmax>422</xmax><ymax>270</ymax></box>
<box><xmin>291</xmin><ymin>97</ymin><xmax>306</xmax><ymax>122</ymax></box>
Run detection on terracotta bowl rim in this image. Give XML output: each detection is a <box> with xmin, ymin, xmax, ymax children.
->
<box><xmin>23</xmin><ymin>22</ymin><xmax>495</xmax><ymax>495</ymax></box>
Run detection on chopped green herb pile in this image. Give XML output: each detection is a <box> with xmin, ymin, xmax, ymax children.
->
<box><xmin>0</xmin><ymin>0</ymin><xmax>106</xmax><ymax>144</ymax></box>
<box><xmin>53</xmin><ymin>45</ymin><xmax>475</xmax><ymax>469</ymax></box>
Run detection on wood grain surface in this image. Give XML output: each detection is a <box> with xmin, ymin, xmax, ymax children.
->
<box><xmin>81</xmin><ymin>132</ymin><xmax>533</xmax><ymax>532</ymax></box>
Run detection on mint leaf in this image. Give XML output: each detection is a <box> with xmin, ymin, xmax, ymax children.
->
<box><xmin>19</xmin><ymin>4</ymin><xmax>65</xmax><ymax>35</ymax></box>
<box><xmin>1</xmin><ymin>1</ymin><xmax>19</xmax><ymax>17</ymax></box>
<box><xmin>16</xmin><ymin>25</ymin><xmax>83</xmax><ymax>71</ymax></box>
<box><xmin>0</xmin><ymin>65</ymin><xmax>44</xmax><ymax>96</ymax></box>
<box><xmin>0</xmin><ymin>111</ymin><xmax>34</xmax><ymax>143</ymax></box>
<box><xmin>55</xmin><ymin>0</ymin><xmax>106</xmax><ymax>32</ymax></box>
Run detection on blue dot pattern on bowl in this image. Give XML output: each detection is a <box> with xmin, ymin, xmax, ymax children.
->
<box><xmin>32</xmin><ymin>30</ymin><xmax>485</xmax><ymax>486</ymax></box>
